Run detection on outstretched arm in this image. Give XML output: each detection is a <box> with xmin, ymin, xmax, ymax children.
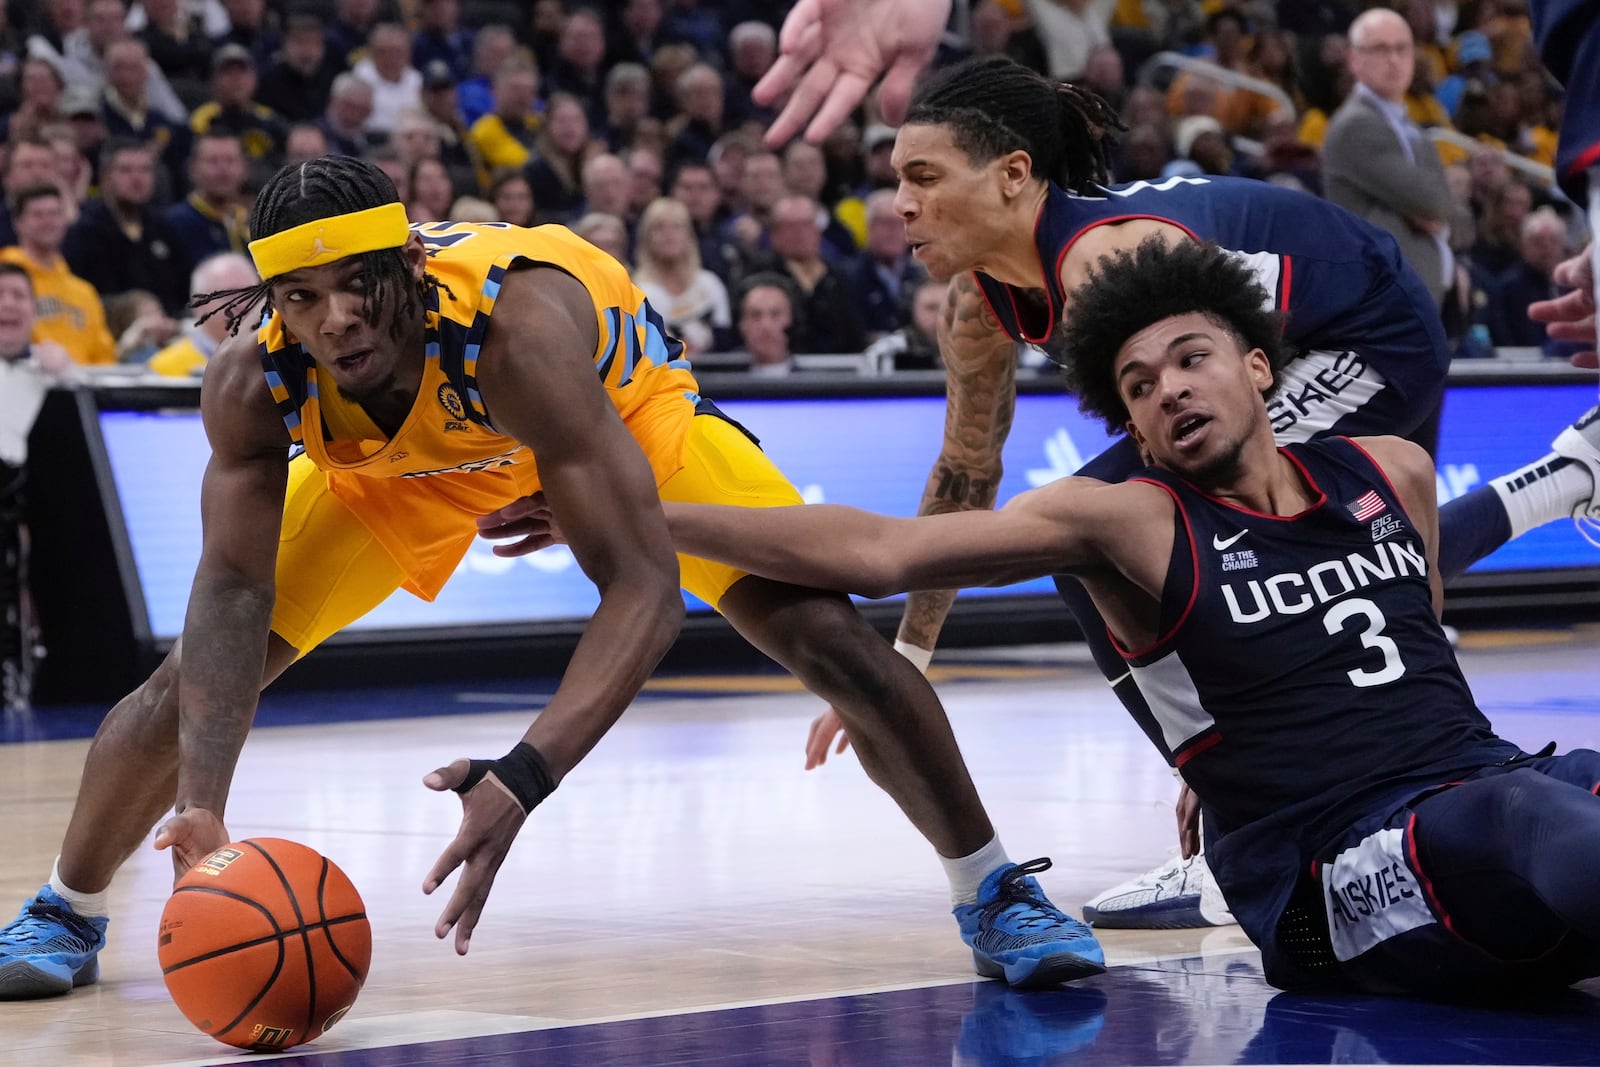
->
<box><xmin>755</xmin><ymin>0</ymin><xmax>951</xmax><ymax>145</ymax></box>
<box><xmin>425</xmin><ymin>265</ymin><xmax>684</xmax><ymax>953</ymax></box>
<box><xmin>158</xmin><ymin>335</ymin><xmax>292</xmax><ymax>875</ymax></box>
<box><xmin>477</xmin><ymin>270</ymin><xmax>683</xmax><ymax>777</ymax></box>
<box><xmin>666</xmin><ymin>477</ymin><xmax>1139</xmax><ymax>600</ymax></box>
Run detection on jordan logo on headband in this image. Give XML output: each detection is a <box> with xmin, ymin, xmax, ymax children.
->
<box><xmin>247</xmin><ymin>202</ymin><xmax>410</xmax><ymax>280</ymax></box>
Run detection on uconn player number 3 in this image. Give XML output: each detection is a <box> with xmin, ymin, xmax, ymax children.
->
<box><xmin>1322</xmin><ymin>598</ymin><xmax>1405</xmax><ymax>687</ymax></box>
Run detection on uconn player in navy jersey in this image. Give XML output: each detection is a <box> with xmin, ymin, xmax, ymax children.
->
<box><xmin>625</xmin><ymin>240</ymin><xmax>1600</xmax><ymax>997</ymax></box>
<box><xmin>799</xmin><ymin>56</ymin><xmax>1600</xmax><ymax>928</ymax></box>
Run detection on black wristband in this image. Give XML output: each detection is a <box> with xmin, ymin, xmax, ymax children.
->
<box><xmin>453</xmin><ymin>742</ymin><xmax>557</xmax><ymax>814</ymax></box>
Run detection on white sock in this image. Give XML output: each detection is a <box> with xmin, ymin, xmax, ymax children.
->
<box><xmin>48</xmin><ymin>857</ymin><xmax>109</xmax><ymax>918</ymax></box>
<box><xmin>940</xmin><ymin>835</ymin><xmax>1010</xmax><ymax>907</ymax></box>
<box><xmin>1488</xmin><ymin>454</ymin><xmax>1593</xmax><ymax>538</ymax></box>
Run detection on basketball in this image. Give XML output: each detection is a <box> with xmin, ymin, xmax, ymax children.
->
<box><xmin>157</xmin><ymin>838</ymin><xmax>372</xmax><ymax>1051</ymax></box>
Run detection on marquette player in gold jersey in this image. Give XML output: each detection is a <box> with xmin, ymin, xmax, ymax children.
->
<box><xmin>0</xmin><ymin>156</ymin><xmax>1104</xmax><ymax>1000</ymax></box>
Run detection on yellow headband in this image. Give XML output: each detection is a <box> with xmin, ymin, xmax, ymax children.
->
<box><xmin>247</xmin><ymin>203</ymin><xmax>411</xmax><ymax>280</ymax></box>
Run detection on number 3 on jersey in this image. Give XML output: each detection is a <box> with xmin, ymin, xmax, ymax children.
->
<box><xmin>1323</xmin><ymin>598</ymin><xmax>1405</xmax><ymax>687</ymax></box>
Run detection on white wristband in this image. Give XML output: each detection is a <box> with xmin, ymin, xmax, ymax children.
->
<box><xmin>892</xmin><ymin>639</ymin><xmax>934</xmax><ymax>673</ymax></box>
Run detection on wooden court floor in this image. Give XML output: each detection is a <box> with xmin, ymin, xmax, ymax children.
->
<box><xmin>1</xmin><ymin>629</ymin><xmax>1598</xmax><ymax>1066</ymax></box>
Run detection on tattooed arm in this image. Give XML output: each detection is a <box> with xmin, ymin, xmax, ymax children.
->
<box><xmin>168</xmin><ymin>333</ymin><xmax>291</xmax><ymax>838</ymax></box>
<box><xmin>895</xmin><ymin>272</ymin><xmax>1020</xmax><ymax>652</ymax></box>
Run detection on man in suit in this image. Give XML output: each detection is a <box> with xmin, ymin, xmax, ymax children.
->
<box><xmin>1322</xmin><ymin>6</ymin><xmax>1455</xmax><ymax>453</ymax></box>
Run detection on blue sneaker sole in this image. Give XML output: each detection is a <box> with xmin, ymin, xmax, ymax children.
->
<box><xmin>973</xmin><ymin>948</ymin><xmax>1107</xmax><ymax>989</ymax></box>
<box><xmin>0</xmin><ymin>956</ymin><xmax>97</xmax><ymax>999</ymax></box>
<box><xmin>1084</xmin><ymin>897</ymin><xmax>1214</xmax><ymax>930</ymax></box>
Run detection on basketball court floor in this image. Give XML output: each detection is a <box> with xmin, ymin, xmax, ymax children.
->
<box><xmin>3</xmin><ymin>627</ymin><xmax>1598</xmax><ymax>1066</ymax></box>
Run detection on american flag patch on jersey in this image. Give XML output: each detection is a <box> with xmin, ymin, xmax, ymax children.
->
<box><xmin>1348</xmin><ymin>490</ymin><xmax>1386</xmax><ymax>521</ymax></box>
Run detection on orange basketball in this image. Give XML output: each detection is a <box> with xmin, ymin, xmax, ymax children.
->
<box><xmin>157</xmin><ymin>838</ymin><xmax>372</xmax><ymax>1051</ymax></box>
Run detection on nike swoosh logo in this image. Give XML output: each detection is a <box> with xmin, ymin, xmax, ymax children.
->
<box><xmin>1212</xmin><ymin>530</ymin><xmax>1248</xmax><ymax>550</ymax></box>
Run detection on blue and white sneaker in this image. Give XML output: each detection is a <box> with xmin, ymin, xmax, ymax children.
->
<box><xmin>955</xmin><ymin>858</ymin><xmax>1106</xmax><ymax>988</ymax></box>
<box><xmin>1082</xmin><ymin>850</ymin><xmax>1235</xmax><ymax>930</ymax></box>
<box><xmin>0</xmin><ymin>887</ymin><xmax>107</xmax><ymax>999</ymax></box>
<box><xmin>1552</xmin><ymin>405</ymin><xmax>1600</xmax><ymax>547</ymax></box>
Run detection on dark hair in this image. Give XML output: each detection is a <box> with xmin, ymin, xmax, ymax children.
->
<box><xmin>98</xmin><ymin>135</ymin><xmax>153</xmax><ymax>173</ymax></box>
<box><xmin>735</xmin><ymin>270</ymin><xmax>805</xmax><ymax>335</ymax></box>
<box><xmin>669</xmin><ymin>159</ymin><xmax>713</xmax><ymax>184</ymax></box>
<box><xmin>904</xmin><ymin>56</ymin><xmax>1124</xmax><ymax>194</ymax></box>
<box><xmin>407</xmin><ymin>155</ymin><xmax>451</xmax><ymax>191</ymax></box>
<box><xmin>10</xmin><ymin>182</ymin><xmax>63</xmax><ymax>216</ymax></box>
<box><xmin>0</xmin><ymin>261</ymin><xmax>33</xmax><ymax>291</ymax></box>
<box><xmin>1059</xmin><ymin>237</ymin><xmax>1287</xmax><ymax>431</ymax></box>
<box><xmin>192</xmin><ymin>129</ymin><xmax>244</xmax><ymax>152</ymax></box>
<box><xmin>195</xmin><ymin>154</ymin><xmax>444</xmax><ymax>337</ymax></box>
<box><xmin>486</xmin><ymin>168</ymin><xmax>535</xmax><ymax>225</ymax></box>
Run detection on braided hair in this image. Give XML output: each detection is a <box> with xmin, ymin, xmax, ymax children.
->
<box><xmin>1059</xmin><ymin>237</ymin><xmax>1287</xmax><ymax>433</ymax></box>
<box><xmin>194</xmin><ymin>155</ymin><xmax>439</xmax><ymax>339</ymax></box>
<box><xmin>904</xmin><ymin>56</ymin><xmax>1124</xmax><ymax>194</ymax></box>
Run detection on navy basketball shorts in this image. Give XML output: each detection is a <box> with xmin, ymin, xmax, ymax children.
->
<box><xmin>1310</xmin><ymin>750</ymin><xmax>1600</xmax><ymax>997</ymax></box>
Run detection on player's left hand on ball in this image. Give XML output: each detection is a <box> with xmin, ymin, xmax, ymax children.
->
<box><xmin>476</xmin><ymin>493</ymin><xmax>564</xmax><ymax>556</ymax></box>
<box><xmin>422</xmin><ymin>758</ymin><xmax>528</xmax><ymax>955</ymax></box>
<box><xmin>154</xmin><ymin>808</ymin><xmax>231</xmax><ymax>883</ymax></box>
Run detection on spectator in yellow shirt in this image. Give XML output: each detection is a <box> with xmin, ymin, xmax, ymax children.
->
<box><xmin>147</xmin><ymin>253</ymin><xmax>258</xmax><ymax>377</ymax></box>
<box><xmin>0</xmin><ymin>185</ymin><xmax>115</xmax><ymax>365</ymax></box>
<box><xmin>466</xmin><ymin>57</ymin><xmax>542</xmax><ymax>175</ymax></box>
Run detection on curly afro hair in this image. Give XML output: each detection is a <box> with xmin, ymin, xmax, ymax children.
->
<box><xmin>1058</xmin><ymin>237</ymin><xmax>1288</xmax><ymax>432</ymax></box>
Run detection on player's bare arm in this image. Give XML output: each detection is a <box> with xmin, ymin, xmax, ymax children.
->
<box><xmin>897</xmin><ymin>273</ymin><xmax>1019</xmax><ymax>650</ymax></box>
<box><xmin>664</xmin><ymin>475</ymin><xmax>1170</xmax><ymax>602</ymax></box>
<box><xmin>161</xmin><ymin>331</ymin><xmax>292</xmax><ymax>863</ymax></box>
<box><xmin>425</xmin><ymin>265</ymin><xmax>684</xmax><ymax>953</ymax></box>
<box><xmin>474</xmin><ymin>266</ymin><xmax>684</xmax><ymax>777</ymax></box>
<box><xmin>1350</xmin><ymin>435</ymin><xmax>1446</xmax><ymax>618</ymax></box>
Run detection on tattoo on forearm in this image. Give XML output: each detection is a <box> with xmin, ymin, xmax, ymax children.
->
<box><xmin>933</xmin><ymin>467</ymin><xmax>996</xmax><ymax>507</ymax></box>
<box><xmin>927</xmin><ymin>275</ymin><xmax>1016</xmax><ymax>516</ymax></box>
<box><xmin>900</xmin><ymin>588</ymin><xmax>960</xmax><ymax>649</ymax></box>
<box><xmin>176</xmin><ymin>579</ymin><xmax>275</xmax><ymax>810</ymax></box>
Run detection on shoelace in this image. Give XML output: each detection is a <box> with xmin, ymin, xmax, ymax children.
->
<box><xmin>986</xmin><ymin>858</ymin><xmax>1077</xmax><ymax>931</ymax></box>
<box><xmin>7</xmin><ymin>900</ymin><xmax>96</xmax><ymax>949</ymax></box>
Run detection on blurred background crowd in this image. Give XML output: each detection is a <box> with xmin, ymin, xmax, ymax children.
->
<box><xmin>0</xmin><ymin>0</ymin><xmax>1582</xmax><ymax>382</ymax></box>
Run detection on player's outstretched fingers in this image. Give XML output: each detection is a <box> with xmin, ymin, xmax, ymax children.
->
<box><xmin>422</xmin><ymin>834</ymin><xmax>467</xmax><ymax>899</ymax></box>
<box><xmin>804</xmin><ymin>71</ymin><xmax>875</xmax><ymax>145</ymax></box>
<box><xmin>441</xmin><ymin>864</ymin><xmax>497</xmax><ymax>955</ymax></box>
<box><xmin>874</xmin><ymin>55</ymin><xmax>924</xmax><ymax>127</ymax></box>
<box><xmin>767</xmin><ymin>56</ymin><xmax>839</xmax><ymax>148</ymax></box>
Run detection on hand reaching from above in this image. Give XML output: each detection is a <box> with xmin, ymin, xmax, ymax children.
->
<box><xmin>754</xmin><ymin>0</ymin><xmax>951</xmax><ymax>146</ymax></box>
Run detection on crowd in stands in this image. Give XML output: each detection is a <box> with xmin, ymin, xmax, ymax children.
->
<box><xmin>0</xmin><ymin>0</ymin><xmax>1583</xmax><ymax>379</ymax></box>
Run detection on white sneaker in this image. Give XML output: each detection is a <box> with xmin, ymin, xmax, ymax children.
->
<box><xmin>1552</xmin><ymin>405</ymin><xmax>1600</xmax><ymax>546</ymax></box>
<box><xmin>1082</xmin><ymin>850</ymin><xmax>1236</xmax><ymax>930</ymax></box>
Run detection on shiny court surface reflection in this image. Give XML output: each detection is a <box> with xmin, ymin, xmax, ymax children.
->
<box><xmin>2</xmin><ymin>628</ymin><xmax>1597</xmax><ymax>1066</ymax></box>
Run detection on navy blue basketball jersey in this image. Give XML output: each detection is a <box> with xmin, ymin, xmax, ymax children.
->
<box><xmin>971</xmin><ymin>177</ymin><xmax>1449</xmax><ymax>409</ymax></box>
<box><xmin>1124</xmin><ymin>437</ymin><xmax>1495</xmax><ymax>834</ymax></box>
<box><xmin>1116</xmin><ymin>437</ymin><xmax>1524</xmax><ymax>987</ymax></box>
